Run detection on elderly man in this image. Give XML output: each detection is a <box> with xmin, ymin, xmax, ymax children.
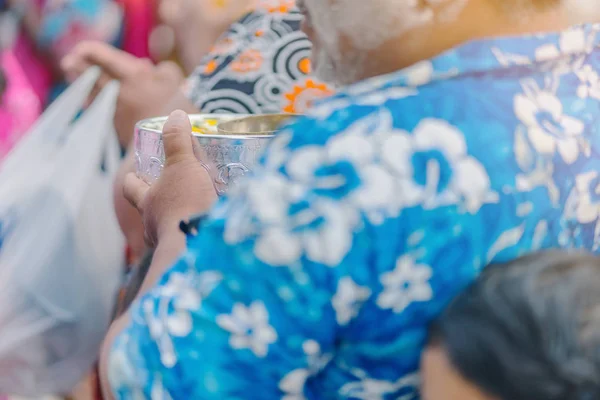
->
<box><xmin>103</xmin><ymin>0</ymin><xmax>600</xmax><ymax>398</ymax></box>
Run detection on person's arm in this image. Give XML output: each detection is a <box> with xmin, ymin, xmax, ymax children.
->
<box><xmin>100</xmin><ymin>110</ymin><xmax>366</xmax><ymax>399</ymax></box>
<box><xmin>101</xmin><ymin>223</ymin><xmax>187</xmax><ymax>400</ymax></box>
<box><xmin>112</xmin><ymin>90</ymin><xmax>198</xmax><ymax>261</ymax></box>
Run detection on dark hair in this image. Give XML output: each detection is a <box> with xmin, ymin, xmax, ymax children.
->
<box><xmin>430</xmin><ymin>250</ymin><xmax>600</xmax><ymax>400</ymax></box>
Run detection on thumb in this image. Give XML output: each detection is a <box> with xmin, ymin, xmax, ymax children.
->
<box><xmin>162</xmin><ymin>110</ymin><xmax>195</xmax><ymax>165</ymax></box>
<box><xmin>123</xmin><ymin>173</ymin><xmax>150</xmax><ymax>212</ymax></box>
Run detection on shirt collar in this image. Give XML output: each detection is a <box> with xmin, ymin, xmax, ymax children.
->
<box><xmin>340</xmin><ymin>23</ymin><xmax>600</xmax><ymax>98</ymax></box>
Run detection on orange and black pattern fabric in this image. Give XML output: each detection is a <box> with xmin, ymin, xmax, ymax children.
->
<box><xmin>184</xmin><ymin>0</ymin><xmax>333</xmax><ymax>114</ymax></box>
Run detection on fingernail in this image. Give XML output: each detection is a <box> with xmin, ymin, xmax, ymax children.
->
<box><xmin>168</xmin><ymin>109</ymin><xmax>189</xmax><ymax>124</ymax></box>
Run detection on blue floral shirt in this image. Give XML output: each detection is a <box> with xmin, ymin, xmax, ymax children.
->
<box><xmin>109</xmin><ymin>24</ymin><xmax>600</xmax><ymax>399</ymax></box>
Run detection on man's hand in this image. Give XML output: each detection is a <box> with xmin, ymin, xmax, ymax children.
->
<box><xmin>123</xmin><ymin>110</ymin><xmax>218</xmax><ymax>247</ymax></box>
<box><xmin>61</xmin><ymin>41</ymin><xmax>184</xmax><ymax>147</ymax></box>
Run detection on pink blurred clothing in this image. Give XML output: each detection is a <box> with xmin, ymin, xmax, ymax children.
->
<box><xmin>0</xmin><ymin>49</ymin><xmax>43</xmax><ymax>160</ymax></box>
<box><xmin>10</xmin><ymin>33</ymin><xmax>52</xmax><ymax>106</ymax></box>
<box><xmin>117</xmin><ymin>0</ymin><xmax>155</xmax><ymax>59</ymax></box>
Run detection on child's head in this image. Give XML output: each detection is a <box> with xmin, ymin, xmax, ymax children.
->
<box><xmin>422</xmin><ymin>250</ymin><xmax>600</xmax><ymax>400</ymax></box>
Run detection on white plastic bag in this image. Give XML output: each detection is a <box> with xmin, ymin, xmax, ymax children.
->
<box><xmin>0</xmin><ymin>68</ymin><xmax>125</xmax><ymax>396</ymax></box>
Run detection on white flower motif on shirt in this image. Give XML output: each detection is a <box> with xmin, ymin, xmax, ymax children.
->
<box><xmin>253</xmin><ymin>199</ymin><xmax>359</xmax><ymax>267</ymax></box>
<box><xmin>492</xmin><ymin>47</ymin><xmax>533</xmax><ymax>67</ymax></box>
<box><xmin>216</xmin><ymin>301</ymin><xmax>278</xmax><ymax>357</ymax></box>
<box><xmin>401</xmin><ymin>60</ymin><xmax>434</xmax><ymax>86</ymax></box>
<box><xmin>279</xmin><ymin>340</ymin><xmax>333</xmax><ymax>400</ymax></box>
<box><xmin>535</xmin><ymin>27</ymin><xmax>587</xmax><ymax>62</ymax></box>
<box><xmin>338</xmin><ymin>373</ymin><xmax>419</xmax><ymax>400</ymax></box>
<box><xmin>493</xmin><ymin>28</ymin><xmax>590</xmax><ymax>71</ymax></box>
<box><xmin>566</xmin><ymin>171</ymin><xmax>600</xmax><ymax>225</ymax></box>
<box><xmin>108</xmin><ymin>333</ymin><xmax>145</xmax><ymax>399</ymax></box>
<box><xmin>152</xmin><ymin>270</ymin><xmax>222</xmax><ymax>338</ymax></box>
<box><xmin>332</xmin><ymin>277</ymin><xmax>372</xmax><ymax>325</ymax></box>
<box><xmin>224</xmin><ymin>154</ymin><xmax>360</xmax><ymax>267</ymax></box>
<box><xmin>280</xmin><ymin>369</ymin><xmax>309</xmax><ymax>400</ymax></box>
<box><xmin>109</xmin><ymin>334</ymin><xmax>175</xmax><ymax>399</ymax></box>
<box><xmin>143</xmin><ymin>270</ymin><xmax>223</xmax><ymax>367</ymax></box>
<box><xmin>377</xmin><ymin>255</ymin><xmax>433</xmax><ymax>313</ymax></box>
<box><xmin>381</xmin><ymin>118</ymin><xmax>495</xmax><ymax>213</ymax></box>
<box><xmin>239</xmin><ymin>113</ymin><xmax>407</xmax><ymax>267</ymax></box>
<box><xmin>285</xmin><ymin>112</ymin><xmax>410</xmax><ymax>220</ymax></box>
<box><xmin>515</xmin><ymin>90</ymin><xmax>585</xmax><ymax>164</ymax></box>
<box><xmin>575</xmin><ymin>64</ymin><xmax>600</xmax><ymax>99</ymax></box>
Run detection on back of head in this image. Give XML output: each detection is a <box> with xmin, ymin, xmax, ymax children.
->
<box><xmin>430</xmin><ymin>250</ymin><xmax>600</xmax><ymax>400</ymax></box>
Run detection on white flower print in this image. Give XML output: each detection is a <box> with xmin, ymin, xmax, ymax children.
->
<box><xmin>339</xmin><ymin>373</ymin><xmax>419</xmax><ymax>400</ymax></box>
<box><xmin>109</xmin><ymin>334</ymin><xmax>175</xmax><ymax>400</ymax></box>
<box><xmin>253</xmin><ymin>199</ymin><xmax>359</xmax><ymax>267</ymax></box>
<box><xmin>279</xmin><ymin>340</ymin><xmax>333</xmax><ymax>400</ymax></box>
<box><xmin>377</xmin><ymin>255</ymin><xmax>433</xmax><ymax>313</ymax></box>
<box><xmin>309</xmin><ymin>97</ymin><xmax>355</xmax><ymax>120</ymax></box>
<box><xmin>216</xmin><ymin>301</ymin><xmax>278</xmax><ymax>357</ymax></box>
<box><xmin>302</xmin><ymin>339</ymin><xmax>332</xmax><ymax>371</ymax></box>
<box><xmin>239</xmin><ymin>113</ymin><xmax>404</xmax><ymax>267</ymax></box>
<box><xmin>230</xmin><ymin>111</ymin><xmax>496</xmax><ymax>268</ymax></box>
<box><xmin>535</xmin><ymin>27</ymin><xmax>587</xmax><ymax>61</ymax></box>
<box><xmin>280</xmin><ymin>369</ymin><xmax>309</xmax><ymax>400</ymax></box>
<box><xmin>285</xmin><ymin>112</ymin><xmax>409</xmax><ymax>220</ymax></box>
<box><xmin>143</xmin><ymin>270</ymin><xmax>223</xmax><ymax>367</ymax></box>
<box><xmin>401</xmin><ymin>60</ymin><xmax>434</xmax><ymax>86</ymax></box>
<box><xmin>381</xmin><ymin>118</ymin><xmax>495</xmax><ymax>213</ymax></box>
<box><xmin>332</xmin><ymin>277</ymin><xmax>372</xmax><ymax>325</ymax></box>
<box><xmin>154</xmin><ymin>270</ymin><xmax>222</xmax><ymax>338</ymax></box>
<box><xmin>492</xmin><ymin>47</ymin><xmax>533</xmax><ymax>67</ymax></box>
<box><xmin>494</xmin><ymin>28</ymin><xmax>590</xmax><ymax>71</ymax></box>
<box><xmin>576</xmin><ymin>64</ymin><xmax>600</xmax><ymax>99</ymax></box>
<box><xmin>515</xmin><ymin>90</ymin><xmax>585</xmax><ymax>164</ymax></box>
<box><xmin>108</xmin><ymin>334</ymin><xmax>145</xmax><ymax>400</ymax></box>
<box><xmin>225</xmin><ymin>149</ymin><xmax>361</xmax><ymax>267</ymax></box>
<box><xmin>570</xmin><ymin>171</ymin><xmax>600</xmax><ymax>224</ymax></box>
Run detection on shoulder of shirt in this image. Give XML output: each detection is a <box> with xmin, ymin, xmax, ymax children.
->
<box><xmin>289</xmin><ymin>72</ymin><xmax>494</xmax><ymax>147</ymax></box>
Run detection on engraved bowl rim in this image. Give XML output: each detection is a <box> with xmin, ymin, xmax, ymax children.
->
<box><xmin>136</xmin><ymin>114</ymin><xmax>275</xmax><ymax>140</ymax></box>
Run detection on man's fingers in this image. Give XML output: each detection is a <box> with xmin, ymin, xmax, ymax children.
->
<box><xmin>162</xmin><ymin>110</ymin><xmax>195</xmax><ymax>164</ymax></box>
<box><xmin>84</xmin><ymin>74</ymin><xmax>113</xmax><ymax>106</ymax></box>
<box><xmin>63</xmin><ymin>41</ymin><xmax>143</xmax><ymax>80</ymax></box>
<box><xmin>123</xmin><ymin>173</ymin><xmax>150</xmax><ymax>211</ymax></box>
<box><xmin>156</xmin><ymin>61</ymin><xmax>184</xmax><ymax>83</ymax></box>
<box><xmin>61</xmin><ymin>57</ymin><xmax>91</xmax><ymax>83</ymax></box>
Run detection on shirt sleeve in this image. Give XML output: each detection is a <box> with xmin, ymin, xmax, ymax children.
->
<box><xmin>108</xmin><ymin>101</ymin><xmax>519</xmax><ymax>399</ymax></box>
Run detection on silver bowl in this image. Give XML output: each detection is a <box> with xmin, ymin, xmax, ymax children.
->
<box><xmin>135</xmin><ymin>114</ymin><xmax>286</xmax><ymax>195</ymax></box>
<box><xmin>217</xmin><ymin>114</ymin><xmax>297</xmax><ymax>135</ymax></box>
